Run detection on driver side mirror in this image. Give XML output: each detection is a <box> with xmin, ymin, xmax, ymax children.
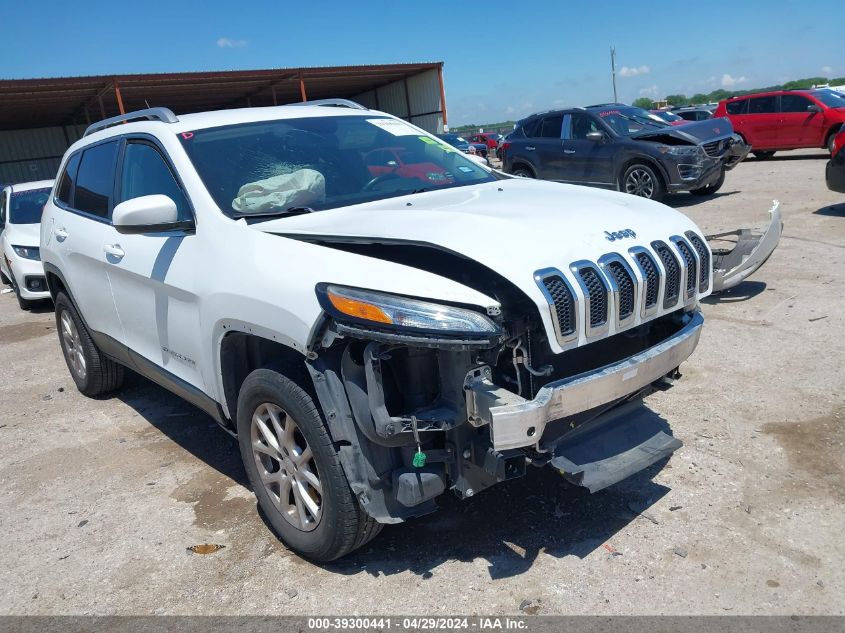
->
<box><xmin>586</xmin><ymin>131</ymin><xmax>605</xmax><ymax>142</ymax></box>
<box><xmin>112</xmin><ymin>195</ymin><xmax>193</xmax><ymax>235</ymax></box>
<box><xmin>807</xmin><ymin>104</ymin><xmax>821</xmax><ymax>113</ymax></box>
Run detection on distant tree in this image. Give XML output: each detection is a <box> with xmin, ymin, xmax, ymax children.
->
<box><xmin>665</xmin><ymin>94</ymin><xmax>689</xmax><ymax>106</ymax></box>
<box><xmin>830</xmin><ymin>77</ymin><xmax>845</xmax><ymax>86</ymax></box>
<box><xmin>707</xmin><ymin>89</ymin><xmax>731</xmax><ymax>102</ymax></box>
<box><xmin>632</xmin><ymin>97</ymin><xmax>655</xmax><ymax>109</ymax></box>
<box><xmin>690</xmin><ymin>93</ymin><xmax>709</xmax><ymax>104</ymax></box>
<box><xmin>783</xmin><ymin>77</ymin><xmax>827</xmax><ymax>90</ymax></box>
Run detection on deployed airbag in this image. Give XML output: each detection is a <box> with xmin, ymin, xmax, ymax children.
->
<box><xmin>232</xmin><ymin>168</ymin><xmax>326</xmax><ymax>213</ymax></box>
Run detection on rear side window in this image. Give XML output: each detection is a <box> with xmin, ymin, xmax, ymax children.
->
<box><xmin>56</xmin><ymin>152</ymin><xmax>81</xmax><ymax>205</ymax></box>
<box><xmin>119</xmin><ymin>141</ymin><xmax>191</xmax><ymax>221</ymax></box>
<box><xmin>725</xmin><ymin>100</ymin><xmax>748</xmax><ymax>115</ymax></box>
<box><xmin>519</xmin><ymin>118</ymin><xmax>539</xmax><ymax>138</ymax></box>
<box><xmin>749</xmin><ymin>96</ymin><xmax>777</xmax><ymax>114</ymax></box>
<box><xmin>780</xmin><ymin>94</ymin><xmax>813</xmax><ymax>113</ymax></box>
<box><xmin>538</xmin><ymin>115</ymin><xmax>563</xmax><ymax>138</ymax></box>
<box><xmin>74</xmin><ymin>141</ymin><xmax>119</xmax><ymax>218</ymax></box>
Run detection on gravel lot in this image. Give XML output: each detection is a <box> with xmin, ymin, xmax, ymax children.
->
<box><xmin>1</xmin><ymin>149</ymin><xmax>843</xmax><ymax>616</ymax></box>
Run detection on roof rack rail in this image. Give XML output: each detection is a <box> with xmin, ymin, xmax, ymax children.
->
<box><xmin>290</xmin><ymin>98</ymin><xmax>368</xmax><ymax>110</ymax></box>
<box><xmin>84</xmin><ymin>107</ymin><xmax>179</xmax><ymax>137</ymax></box>
<box><xmin>586</xmin><ymin>102</ymin><xmax>628</xmax><ymax>108</ymax></box>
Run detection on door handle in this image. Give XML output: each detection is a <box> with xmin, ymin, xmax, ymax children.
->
<box><xmin>53</xmin><ymin>227</ymin><xmax>68</xmax><ymax>241</ymax></box>
<box><xmin>103</xmin><ymin>244</ymin><xmax>125</xmax><ymax>260</ymax></box>
<box><xmin>525</xmin><ymin>146</ymin><xmax>535</xmax><ymax>151</ymax></box>
<box><xmin>563</xmin><ymin>149</ymin><xmax>576</xmax><ymax>154</ymax></box>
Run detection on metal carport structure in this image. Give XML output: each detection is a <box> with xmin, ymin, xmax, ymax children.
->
<box><xmin>0</xmin><ymin>62</ymin><xmax>448</xmax><ymax>182</ymax></box>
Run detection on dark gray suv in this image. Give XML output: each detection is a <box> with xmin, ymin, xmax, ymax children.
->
<box><xmin>502</xmin><ymin>104</ymin><xmax>748</xmax><ymax>202</ymax></box>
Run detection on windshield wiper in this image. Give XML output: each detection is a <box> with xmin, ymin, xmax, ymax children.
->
<box><xmin>235</xmin><ymin>206</ymin><xmax>315</xmax><ymax>222</ymax></box>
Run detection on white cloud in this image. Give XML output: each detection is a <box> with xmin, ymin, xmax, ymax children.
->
<box><xmin>217</xmin><ymin>37</ymin><xmax>247</xmax><ymax>48</ymax></box>
<box><xmin>619</xmin><ymin>65</ymin><xmax>650</xmax><ymax>78</ymax></box>
<box><xmin>639</xmin><ymin>85</ymin><xmax>659</xmax><ymax>98</ymax></box>
<box><xmin>822</xmin><ymin>65</ymin><xmax>834</xmax><ymax>75</ymax></box>
<box><xmin>721</xmin><ymin>73</ymin><xmax>748</xmax><ymax>87</ymax></box>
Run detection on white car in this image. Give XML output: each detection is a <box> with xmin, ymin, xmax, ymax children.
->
<box><xmin>41</xmin><ymin>101</ymin><xmax>712</xmax><ymax>561</ymax></box>
<box><xmin>1</xmin><ymin>180</ymin><xmax>54</xmax><ymax>309</ymax></box>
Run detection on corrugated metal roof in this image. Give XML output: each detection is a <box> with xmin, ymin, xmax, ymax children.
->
<box><xmin>0</xmin><ymin>62</ymin><xmax>444</xmax><ymax>130</ymax></box>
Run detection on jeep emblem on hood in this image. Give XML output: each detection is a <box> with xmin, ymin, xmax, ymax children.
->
<box><xmin>604</xmin><ymin>229</ymin><xmax>637</xmax><ymax>242</ymax></box>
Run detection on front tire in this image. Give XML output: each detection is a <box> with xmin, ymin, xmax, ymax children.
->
<box><xmin>236</xmin><ymin>368</ymin><xmax>381</xmax><ymax>561</ymax></box>
<box><xmin>12</xmin><ymin>277</ymin><xmax>36</xmax><ymax>310</ymax></box>
<box><xmin>54</xmin><ymin>292</ymin><xmax>124</xmax><ymax>396</ymax></box>
<box><xmin>512</xmin><ymin>165</ymin><xmax>534</xmax><ymax>178</ymax></box>
<box><xmin>753</xmin><ymin>150</ymin><xmax>776</xmax><ymax>160</ymax></box>
<box><xmin>690</xmin><ymin>168</ymin><xmax>726</xmax><ymax>196</ymax></box>
<box><xmin>620</xmin><ymin>163</ymin><xmax>666</xmax><ymax>202</ymax></box>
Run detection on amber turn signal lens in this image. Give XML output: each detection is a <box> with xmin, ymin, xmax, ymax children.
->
<box><xmin>327</xmin><ymin>290</ymin><xmax>393</xmax><ymax>324</ymax></box>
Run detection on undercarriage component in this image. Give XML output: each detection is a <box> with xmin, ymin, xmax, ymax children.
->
<box><xmin>706</xmin><ymin>200</ymin><xmax>782</xmax><ymax>292</ymax></box>
<box><xmin>550</xmin><ymin>400</ymin><xmax>682</xmax><ymax>493</ymax></box>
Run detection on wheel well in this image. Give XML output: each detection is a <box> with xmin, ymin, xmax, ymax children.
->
<box><xmin>219</xmin><ymin>331</ymin><xmax>310</xmax><ymax>422</ymax></box>
<box><xmin>510</xmin><ymin>162</ymin><xmax>535</xmax><ymax>177</ymax></box>
<box><xmin>619</xmin><ymin>157</ymin><xmax>667</xmax><ymax>188</ymax></box>
<box><xmin>45</xmin><ymin>271</ymin><xmax>66</xmax><ymax>301</ymax></box>
<box><xmin>825</xmin><ymin>125</ymin><xmax>841</xmax><ymax>148</ymax></box>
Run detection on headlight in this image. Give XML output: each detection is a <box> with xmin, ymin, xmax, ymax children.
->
<box><xmin>659</xmin><ymin>145</ymin><xmax>703</xmax><ymax>157</ymax></box>
<box><xmin>318</xmin><ymin>285</ymin><xmax>500</xmax><ymax>337</ymax></box>
<box><xmin>12</xmin><ymin>245</ymin><xmax>40</xmax><ymax>261</ymax></box>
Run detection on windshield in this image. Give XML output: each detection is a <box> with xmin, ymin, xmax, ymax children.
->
<box><xmin>180</xmin><ymin>116</ymin><xmax>495</xmax><ymax>217</ymax></box>
<box><xmin>652</xmin><ymin>110</ymin><xmax>682</xmax><ymax>123</ymax></box>
<box><xmin>594</xmin><ymin>106</ymin><xmax>669</xmax><ymax>136</ymax></box>
<box><xmin>9</xmin><ymin>188</ymin><xmax>51</xmax><ymax>224</ymax></box>
<box><xmin>439</xmin><ymin>134</ymin><xmax>469</xmax><ymax>145</ymax></box>
<box><xmin>811</xmin><ymin>89</ymin><xmax>845</xmax><ymax>108</ymax></box>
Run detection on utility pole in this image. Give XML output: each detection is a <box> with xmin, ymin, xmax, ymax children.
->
<box><xmin>610</xmin><ymin>46</ymin><xmax>618</xmax><ymax>102</ymax></box>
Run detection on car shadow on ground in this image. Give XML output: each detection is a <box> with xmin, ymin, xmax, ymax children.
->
<box><xmin>116</xmin><ymin>371</ymin><xmax>249</xmax><ymax>488</ymax></box>
<box><xmin>702</xmin><ymin>280</ymin><xmax>767</xmax><ymax>304</ymax></box>
<box><xmin>748</xmin><ymin>152</ymin><xmax>829</xmax><ymax>162</ymax></box>
<box><xmin>670</xmin><ymin>190</ymin><xmax>739</xmax><ymax>208</ymax></box>
<box><xmin>814</xmin><ymin>203</ymin><xmax>845</xmax><ymax>217</ymax></box>
<box><xmin>116</xmin><ymin>372</ymin><xmax>675</xmax><ymax>580</ymax></box>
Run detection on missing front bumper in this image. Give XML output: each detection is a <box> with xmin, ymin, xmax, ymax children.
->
<box><xmin>465</xmin><ymin>311</ymin><xmax>704</xmax><ymax>451</ymax></box>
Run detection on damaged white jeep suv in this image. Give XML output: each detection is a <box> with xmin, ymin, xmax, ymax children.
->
<box><xmin>41</xmin><ymin>101</ymin><xmax>712</xmax><ymax>561</ymax></box>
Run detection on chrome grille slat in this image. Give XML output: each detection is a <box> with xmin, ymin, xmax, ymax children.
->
<box><xmin>652</xmin><ymin>241</ymin><xmax>681</xmax><ymax>308</ymax></box>
<box><xmin>578</xmin><ymin>266</ymin><xmax>608</xmax><ymax>329</ymax></box>
<box><xmin>685</xmin><ymin>231</ymin><xmax>710</xmax><ymax>292</ymax></box>
<box><xmin>542</xmin><ymin>275</ymin><xmax>576</xmax><ymax>337</ymax></box>
<box><xmin>674</xmin><ymin>239</ymin><xmax>697</xmax><ymax>298</ymax></box>
<box><xmin>635</xmin><ymin>252</ymin><xmax>659</xmax><ymax>309</ymax></box>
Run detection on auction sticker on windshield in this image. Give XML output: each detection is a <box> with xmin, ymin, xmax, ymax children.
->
<box><xmin>367</xmin><ymin>118</ymin><xmax>419</xmax><ymax>136</ymax></box>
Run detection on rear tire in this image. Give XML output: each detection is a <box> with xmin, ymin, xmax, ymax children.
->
<box><xmin>236</xmin><ymin>368</ymin><xmax>381</xmax><ymax>561</ymax></box>
<box><xmin>753</xmin><ymin>151</ymin><xmax>775</xmax><ymax>160</ymax></box>
<box><xmin>54</xmin><ymin>292</ymin><xmax>124</xmax><ymax>397</ymax></box>
<box><xmin>620</xmin><ymin>163</ymin><xmax>666</xmax><ymax>202</ymax></box>
<box><xmin>827</xmin><ymin>132</ymin><xmax>838</xmax><ymax>155</ymax></box>
<box><xmin>690</xmin><ymin>168</ymin><xmax>726</xmax><ymax>196</ymax></box>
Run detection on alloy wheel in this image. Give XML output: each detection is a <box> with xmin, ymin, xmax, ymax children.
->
<box><xmin>250</xmin><ymin>402</ymin><xmax>323</xmax><ymax>531</ymax></box>
<box><xmin>625</xmin><ymin>168</ymin><xmax>655</xmax><ymax>198</ymax></box>
<box><xmin>60</xmin><ymin>310</ymin><xmax>87</xmax><ymax>380</ymax></box>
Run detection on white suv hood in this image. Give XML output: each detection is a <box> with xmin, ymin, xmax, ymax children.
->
<box><xmin>256</xmin><ymin>179</ymin><xmax>702</xmax><ymax>280</ymax></box>
<box><xmin>5</xmin><ymin>223</ymin><xmax>41</xmax><ymax>247</ymax></box>
<box><xmin>253</xmin><ymin>179</ymin><xmax>708</xmax><ymax>352</ymax></box>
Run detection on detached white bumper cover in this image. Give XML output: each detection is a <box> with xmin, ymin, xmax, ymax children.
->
<box><xmin>467</xmin><ymin>311</ymin><xmax>704</xmax><ymax>452</ymax></box>
<box><xmin>708</xmin><ymin>201</ymin><xmax>782</xmax><ymax>292</ymax></box>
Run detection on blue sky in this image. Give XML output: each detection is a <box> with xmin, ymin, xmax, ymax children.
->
<box><xmin>3</xmin><ymin>0</ymin><xmax>840</xmax><ymax>125</ymax></box>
